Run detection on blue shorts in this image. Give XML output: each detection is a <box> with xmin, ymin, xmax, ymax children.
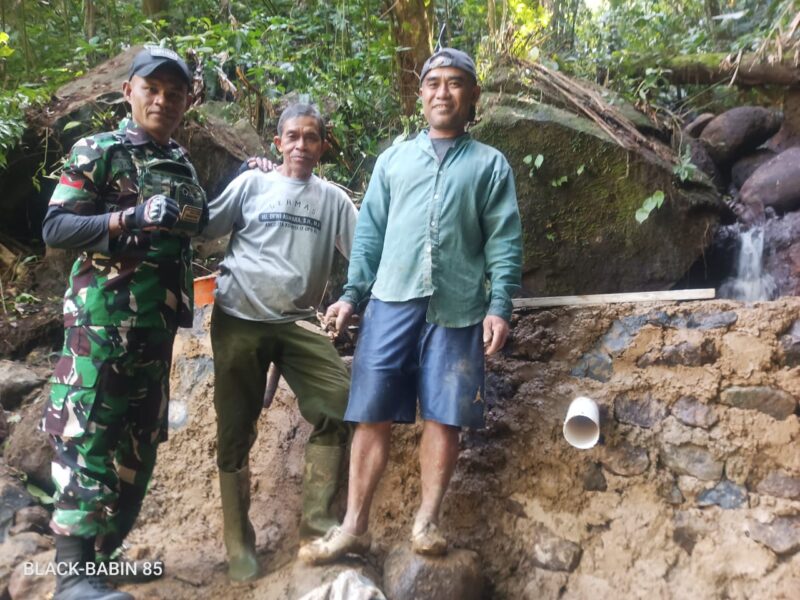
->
<box><xmin>345</xmin><ymin>297</ymin><xmax>485</xmax><ymax>428</ymax></box>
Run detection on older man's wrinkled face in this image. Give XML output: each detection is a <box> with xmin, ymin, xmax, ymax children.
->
<box><xmin>274</xmin><ymin>116</ymin><xmax>326</xmax><ymax>179</ymax></box>
<box><xmin>420</xmin><ymin>66</ymin><xmax>481</xmax><ymax>139</ymax></box>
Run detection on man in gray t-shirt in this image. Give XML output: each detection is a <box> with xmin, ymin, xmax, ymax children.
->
<box><xmin>202</xmin><ymin>104</ymin><xmax>357</xmax><ymax>582</ymax></box>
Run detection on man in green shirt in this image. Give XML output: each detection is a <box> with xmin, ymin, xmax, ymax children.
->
<box><xmin>300</xmin><ymin>48</ymin><xmax>522</xmax><ymax>564</ymax></box>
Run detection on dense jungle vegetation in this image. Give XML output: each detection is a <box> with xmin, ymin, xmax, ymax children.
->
<box><xmin>0</xmin><ymin>0</ymin><xmax>796</xmax><ymax>189</ymax></box>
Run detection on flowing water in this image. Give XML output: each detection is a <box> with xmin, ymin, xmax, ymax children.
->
<box><xmin>719</xmin><ymin>224</ymin><xmax>777</xmax><ymax>301</ymax></box>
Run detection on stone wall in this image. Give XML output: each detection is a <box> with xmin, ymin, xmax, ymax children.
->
<box><xmin>408</xmin><ymin>296</ymin><xmax>799</xmax><ymax>598</ymax></box>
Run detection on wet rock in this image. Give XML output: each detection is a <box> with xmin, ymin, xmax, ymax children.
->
<box><xmin>522</xmin><ymin>568</ymin><xmax>568</xmax><ymax>600</ymax></box>
<box><xmin>756</xmin><ymin>471</ymin><xmax>800</xmax><ymax>500</ymax></box>
<box><xmin>0</xmin><ymin>479</ymin><xmax>35</xmax><ymax>543</ymax></box>
<box><xmin>613</xmin><ymin>393</ymin><xmax>667</xmax><ymax>428</ymax></box>
<box><xmin>601</xmin><ymin>315</ymin><xmax>649</xmax><ymax>355</ymax></box>
<box><xmin>684</xmin><ymin>112</ymin><xmax>715</xmax><ymax>138</ymax></box>
<box><xmin>0</xmin><ymin>361</ymin><xmax>45</xmax><ymax>410</ymax></box>
<box><xmin>658</xmin><ymin>479</ymin><xmax>684</xmax><ymax>505</ymax></box>
<box><xmin>731</xmin><ymin>149</ymin><xmax>776</xmax><ymax>189</ymax></box>
<box><xmin>383</xmin><ymin>544</ymin><xmax>483</xmax><ymax>600</ymax></box>
<box><xmin>529</xmin><ymin>525</ymin><xmax>582</xmax><ymax>572</ymax></box>
<box><xmin>700</xmin><ymin>106</ymin><xmax>783</xmax><ymax>165</ymax></box>
<box><xmin>748</xmin><ymin>515</ymin><xmax>800</xmax><ymax>555</ymax></box>
<box><xmin>8</xmin><ymin>549</ymin><xmax>55</xmax><ymax>600</ymax></box>
<box><xmin>8</xmin><ymin>506</ymin><xmax>50</xmax><ymax>536</ymax></box>
<box><xmin>571</xmin><ymin>351</ymin><xmax>612</xmax><ymax>382</ymax></box>
<box><xmin>0</xmin><ymin>532</ymin><xmax>52</xmax><ymax>594</ymax></box>
<box><xmin>671</xmin><ymin>396</ymin><xmax>718</xmax><ymax>429</ymax></box>
<box><xmin>673</xmin><ymin>526</ymin><xmax>697</xmax><ymax>554</ymax></box>
<box><xmin>696</xmin><ymin>480</ymin><xmax>748</xmax><ymax>509</ymax></box>
<box><xmin>4</xmin><ymin>400</ymin><xmax>54</xmax><ymax>493</ymax></box>
<box><xmin>762</xmin><ymin>211</ymin><xmax>800</xmax><ymax>297</ymax></box>
<box><xmin>662</xmin><ymin>339</ymin><xmax>718</xmax><ymax>366</ymax></box>
<box><xmin>718</xmin><ymin>386</ymin><xmax>797</xmax><ymax>420</ymax></box>
<box><xmin>660</xmin><ymin>443</ymin><xmax>723</xmax><ymax>481</ymax></box>
<box><xmin>0</xmin><ymin>410</ymin><xmax>8</xmax><ymax>443</ymax></box>
<box><xmin>637</xmin><ymin>339</ymin><xmax>718</xmax><ymax>367</ymax></box>
<box><xmin>686</xmin><ymin>139</ymin><xmax>724</xmax><ymax>190</ymax></box>
<box><xmin>670</xmin><ymin>311</ymin><xmax>738</xmax><ymax>330</ymax></box>
<box><xmin>581</xmin><ymin>462</ymin><xmax>607</xmax><ymax>492</ymax></box>
<box><xmin>739</xmin><ymin>147</ymin><xmax>800</xmax><ymax>224</ymax></box>
<box><xmin>601</xmin><ymin>442</ymin><xmax>649</xmax><ymax>477</ymax></box>
<box><xmin>502</xmin><ymin>498</ymin><xmax>528</xmax><ymax>519</ymax></box>
<box><xmin>778</xmin><ymin>320</ymin><xmax>800</xmax><ymax>367</ymax></box>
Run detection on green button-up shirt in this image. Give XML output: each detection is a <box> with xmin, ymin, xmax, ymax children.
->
<box><xmin>342</xmin><ymin>131</ymin><xmax>522</xmax><ymax>327</ymax></box>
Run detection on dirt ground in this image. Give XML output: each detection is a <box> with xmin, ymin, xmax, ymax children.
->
<box><xmin>6</xmin><ymin>298</ymin><xmax>800</xmax><ymax>599</ymax></box>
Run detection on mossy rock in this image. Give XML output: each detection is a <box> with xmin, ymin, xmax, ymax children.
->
<box><xmin>472</xmin><ymin>91</ymin><xmax>723</xmax><ymax>296</ymax></box>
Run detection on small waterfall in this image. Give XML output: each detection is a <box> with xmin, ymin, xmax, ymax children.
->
<box><xmin>719</xmin><ymin>225</ymin><xmax>777</xmax><ymax>301</ymax></box>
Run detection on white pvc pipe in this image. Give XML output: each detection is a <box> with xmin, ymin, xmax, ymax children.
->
<box><xmin>563</xmin><ymin>396</ymin><xmax>600</xmax><ymax>449</ymax></box>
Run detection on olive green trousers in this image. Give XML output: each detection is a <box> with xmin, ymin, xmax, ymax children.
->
<box><xmin>210</xmin><ymin>305</ymin><xmax>351</xmax><ymax>472</ymax></box>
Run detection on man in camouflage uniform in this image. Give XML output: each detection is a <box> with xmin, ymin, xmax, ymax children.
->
<box><xmin>41</xmin><ymin>47</ymin><xmax>206</xmax><ymax>600</ymax></box>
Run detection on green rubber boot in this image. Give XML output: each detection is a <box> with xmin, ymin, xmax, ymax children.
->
<box><xmin>219</xmin><ymin>467</ymin><xmax>259</xmax><ymax>582</ymax></box>
<box><xmin>299</xmin><ymin>444</ymin><xmax>345</xmax><ymax>539</ymax></box>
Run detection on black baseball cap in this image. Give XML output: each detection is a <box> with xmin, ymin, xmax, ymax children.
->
<box><xmin>419</xmin><ymin>48</ymin><xmax>477</xmax><ymax>83</ymax></box>
<box><xmin>129</xmin><ymin>46</ymin><xmax>192</xmax><ymax>86</ymax></box>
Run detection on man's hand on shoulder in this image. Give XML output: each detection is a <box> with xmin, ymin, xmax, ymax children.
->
<box><xmin>483</xmin><ymin>315</ymin><xmax>510</xmax><ymax>356</ymax></box>
<box><xmin>123</xmin><ymin>195</ymin><xmax>180</xmax><ymax>233</ymax></box>
<box><xmin>238</xmin><ymin>156</ymin><xmax>278</xmax><ymax>175</ymax></box>
<box><xmin>324</xmin><ymin>300</ymin><xmax>355</xmax><ymax>337</ymax></box>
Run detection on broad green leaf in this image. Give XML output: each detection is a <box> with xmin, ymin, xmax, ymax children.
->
<box><xmin>62</xmin><ymin>121</ymin><xmax>82</xmax><ymax>132</ymax></box>
<box><xmin>534</xmin><ymin>154</ymin><xmax>544</xmax><ymax>169</ymax></box>
<box><xmin>523</xmin><ymin>154</ymin><xmax>533</xmax><ymax>165</ymax></box>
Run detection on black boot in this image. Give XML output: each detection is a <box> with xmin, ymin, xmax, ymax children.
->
<box><xmin>53</xmin><ymin>535</ymin><xmax>133</xmax><ymax>600</ymax></box>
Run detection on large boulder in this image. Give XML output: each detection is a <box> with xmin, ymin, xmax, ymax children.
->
<box><xmin>472</xmin><ymin>62</ymin><xmax>724</xmax><ymax>295</ymax></box>
<box><xmin>700</xmin><ymin>106</ymin><xmax>783</xmax><ymax>166</ymax></box>
<box><xmin>4</xmin><ymin>399</ymin><xmax>54</xmax><ymax>494</ymax></box>
<box><xmin>737</xmin><ymin>147</ymin><xmax>800</xmax><ymax>223</ymax></box>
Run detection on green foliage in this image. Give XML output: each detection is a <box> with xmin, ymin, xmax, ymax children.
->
<box><xmin>563</xmin><ymin>0</ymin><xmax>795</xmax><ymax>111</ymax></box>
<box><xmin>635</xmin><ymin>190</ymin><xmax>665</xmax><ymax>223</ymax></box>
<box><xmin>672</xmin><ymin>145</ymin><xmax>698</xmax><ymax>182</ymax></box>
<box><xmin>0</xmin><ymin>87</ymin><xmax>50</xmax><ymax>169</ymax></box>
<box><xmin>523</xmin><ymin>153</ymin><xmax>544</xmax><ymax>178</ymax></box>
<box><xmin>0</xmin><ymin>0</ymin><xmax>796</xmax><ymax>196</ymax></box>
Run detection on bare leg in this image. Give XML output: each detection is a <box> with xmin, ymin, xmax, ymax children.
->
<box><xmin>298</xmin><ymin>421</ymin><xmax>391</xmax><ymax>564</ymax></box>
<box><xmin>412</xmin><ymin>420</ymin><xmax>459</xmax><ymax>553</ymax></box>
<box><xmin>341</xmin><ymin>421</ymin><xmax>392</xmax><ymax>535</ymax></box>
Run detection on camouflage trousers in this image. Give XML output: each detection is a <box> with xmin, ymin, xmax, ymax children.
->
<box><xmin>43</xmin><ymin>325</ymin><xmax>174</xmax><ymax>553</ymax></box>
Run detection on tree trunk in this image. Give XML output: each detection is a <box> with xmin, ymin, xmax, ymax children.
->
<box><xmin>83</xmin><ymin>0</ymin><xmax>95</xmax><ymax>40</ymax></box>
<box><xmin>385</xmin><ymin>0</ymin><xmax>432</xmax><ymax>116</ymax></box>
<box><xmin>18</xmin><ymin>0</ymin><xmax>33</xmax><ymax>68</ymax></box>
<box><xmin>143</xmin><ymin>0</ymin><xmax>168</xmax><ymax>17</ymax></box>
<box><xmin>652</xmin><ymin>53</ymin><xmax>800</xmax><ymax>87</ymax></box>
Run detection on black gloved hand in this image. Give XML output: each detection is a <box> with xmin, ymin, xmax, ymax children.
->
<box><xmin>122</xmin><ymin>195</ymin><xmax>180</xmax><ymax>233</ymax></box>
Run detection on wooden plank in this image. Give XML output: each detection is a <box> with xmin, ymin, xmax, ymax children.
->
<box><xmin>513</xmin><ymin>289</ymin><xmax>716</xmax><ymax>309</ymax></box>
